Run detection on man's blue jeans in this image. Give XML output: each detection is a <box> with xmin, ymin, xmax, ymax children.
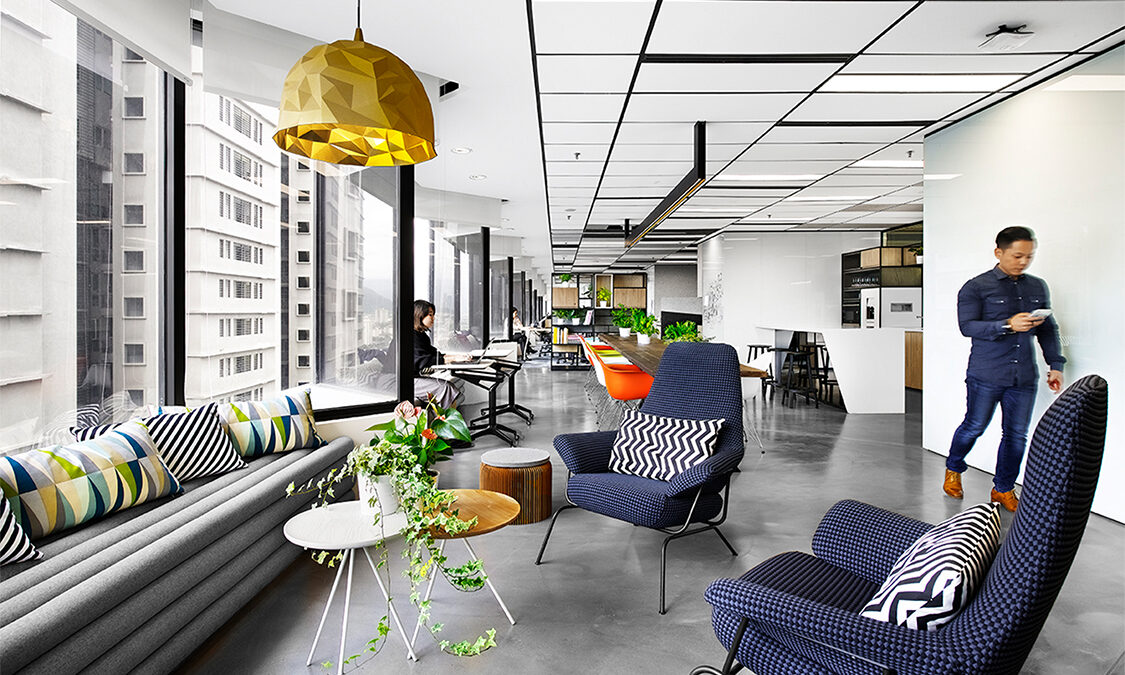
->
<box><xmin>947</xmin><ymin>375</ymin><xmax>1038</xmax><ymax>493</ymax></box>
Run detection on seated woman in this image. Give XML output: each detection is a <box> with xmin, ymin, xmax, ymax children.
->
<box><xmin>510</xmin><ymin>306</ymin><xmax>532</xmax><ymax>357</ymax></box>
<box><xmin>413</xmin><ymin>299</ymin><xmax>463</xmax><ymax>408</ymax></box>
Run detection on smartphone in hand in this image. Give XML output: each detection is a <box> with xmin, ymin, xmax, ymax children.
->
<box><xmin>1029</xmin><ymin>308</ymin><xmax>1053</xmax><ymax>319</ymax></box>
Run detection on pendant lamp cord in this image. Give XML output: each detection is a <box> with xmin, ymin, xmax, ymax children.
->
<box><xmin>356</xmin><ymin>0</ymin><xmax>361</xmax><ymax>29</ymax></box>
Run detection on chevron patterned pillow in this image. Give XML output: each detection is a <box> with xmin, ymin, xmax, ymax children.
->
<box><xmin>861</xmin><ymin>502</ymin><xmax>1001</xmax><ymax>631</ymax></box>
<box><xmin>1</xmin><ymin>496</ymin><xmax>41</xmax><ymax>566</ymax></box>
<box><xmin>609</xmin><ymin>408</ymin><xmax>724</xmax><ymax>481</ymax></box>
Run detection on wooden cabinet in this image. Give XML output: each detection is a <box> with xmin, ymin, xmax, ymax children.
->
<box><xmin>905</xmin><ymin>331</ymin><xmax>923</xmax><ymax>390</ymax></box>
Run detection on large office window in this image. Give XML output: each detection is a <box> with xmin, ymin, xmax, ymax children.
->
<box><xmin>0</xmin><ymin>4</ymin><xmax>165</xmax><ymax>453</ymax></box>
<box><xmin>414</xmin><ymin>220</ymin><xmax>485</xmax><ymax>354</ymax></box>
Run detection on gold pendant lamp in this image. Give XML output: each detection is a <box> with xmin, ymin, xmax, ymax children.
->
<box><xmin>273</xmin><ymin>1</ymin><xmax>436</xmax><ymax>166</ymax></box>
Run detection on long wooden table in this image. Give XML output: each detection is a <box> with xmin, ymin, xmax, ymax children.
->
<box><xmin>598</xmin><ymin>333</ymin><xmax>767</xmax><ymax>379</ymax></box>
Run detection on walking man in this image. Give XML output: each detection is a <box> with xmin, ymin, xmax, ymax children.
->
<box><xmin>943</xmin><ymin>227</ymin><xmax>1065</xmax><ymax>511</ymax></box>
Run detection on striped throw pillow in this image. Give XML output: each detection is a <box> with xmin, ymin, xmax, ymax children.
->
<box><xmin>609</xmin><ymin>408</ymin><xmax>724</xmax><ymax>481</ymax></box>
<box><xmin>861</xmin><ymin>503</ymin><xmax>1001</xmax><ymax>631</ymax></box>
<box><xmin>72</xmin><ymin>403</ymin><xmax>246</xmax><ymax>482</ymax></box>
<box><xmin>0</xmin><ymin>421</ymin><xmax>182</xmax><ymax>539</ymax></box>
<box><xmin>0</xmin><ymin>496</ymin><xmax>41</xmax><ymax>566</ymax></box>
<box><xmin>217</xmin><ymin>390</ymin><xmax>325</xmax><ymax>459</ymax></box>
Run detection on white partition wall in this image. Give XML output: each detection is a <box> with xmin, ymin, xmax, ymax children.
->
<box><xmin>923</xmin><ymin>47</ymin><xmax>1124</xmax><ymax>522</ymax></box>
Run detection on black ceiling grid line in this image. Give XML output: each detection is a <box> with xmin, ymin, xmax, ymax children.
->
<box><xmin>524</xmin><ymin>0</ymin><xmax>557</xmax><ymax>255</ymax></box>
<box><xmin>597</xmin><ymin>0</ymin><xmax>927</xmax><ymax>271</ymax></box>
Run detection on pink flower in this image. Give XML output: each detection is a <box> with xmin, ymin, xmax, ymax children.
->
<box><xmin>421</xmin><ymin>428</ymin><xmax>438</xmax><ymax>440</ymax></box>
<box><xmin>395</xmin><ymin>401</ymin><xmax>418</xmax><ymax>421</ymax></box>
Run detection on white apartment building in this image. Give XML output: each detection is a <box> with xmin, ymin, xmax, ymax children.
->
<box><xmin>183</xmin><ymin>49</ymin><xmax>280</xmax><ymax>405</ymax></box>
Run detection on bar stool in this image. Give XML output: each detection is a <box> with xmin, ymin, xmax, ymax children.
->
<box><xmin>813</xmin><ymin>343</ymin><xmax>839</xmax><ymax>407</ymax></box>
<box><xmin>777</xmin><ymin>349</ymin><xmax>817</xmax><ymax>408</ymax></box>
<box><xmin>746</xmin><ymin>345</ymin><xmax>776</xmax><ymax>398</ymax></box>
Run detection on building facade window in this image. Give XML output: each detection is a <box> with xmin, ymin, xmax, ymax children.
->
<box><xmin>123</xmin><ymin>96</ymin><xmax>144</xmax><ymax>118</ymax></box>
<box><xmin>123</xmin><ymin>250</ymin><xmax>144</xmax><ymax>272</ymax></box>
<box><xmin>124</xmin><ymin>343</ymin><xmax>145</xmax><ymax>365</ymax></box>
<box><xmin>123</xmin><ymin>152</ymin><xmax>144</xmax><ymax>174</ymax></box>
<box><xmin>124</xmin><ymin>297</ymin><xmax>144</xmax><ymax>318</ymax></box>
<box><xmin>123</xmin><ymin>204</ymin><xmax>144</xmax><ymax>225</ymax></box>
<box><xmin>297</xmin><ymin>355</ymin><xmax>310</xmax><ymax>368</ymax></box>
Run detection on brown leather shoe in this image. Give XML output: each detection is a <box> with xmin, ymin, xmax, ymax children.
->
<box><xmin>991</xmin><ymin>488</ymin><xmax>1019</xmax><ymax>512</ymax></box>
<box><xmin>943</xmin><ymin>470</ymin><xmax>963</xmax><ymax>499</ymax></box>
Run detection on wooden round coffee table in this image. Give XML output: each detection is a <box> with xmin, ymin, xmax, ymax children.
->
<box><xmin>411</xmin><ymin>489</ymin><xmax>520</xmax><ymax>650</ymax></box>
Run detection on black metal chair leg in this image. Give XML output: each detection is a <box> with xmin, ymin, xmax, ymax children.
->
<box><xmin>713</xmin><ymin>526</ymin><xmax>738</xmax><ymax>556</ymax></box>
<box><xmin>690</xmin><ymin>618</ymin><xmax>748</xmax><ymax>675</ymax></box>
<box><xmin>535</xmin><ymin>504</ymin><xmax>577</xmax><ymax>564</ymax></box>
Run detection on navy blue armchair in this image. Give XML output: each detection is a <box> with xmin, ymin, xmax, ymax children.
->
<box><xmin>535</xmin><ymin>342</ymin><xmax>746</xmax><ymax>614</ymax></box>
<box><xmin>692</xmin><ymin>374</ymin><xmax>1109</xmax><ymax>675</ymax></box>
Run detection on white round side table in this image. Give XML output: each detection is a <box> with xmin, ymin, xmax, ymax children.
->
<box><xmin>283</xmin><ymin>501</ymin><xmax>416</xmax><ymax>673</ymax></box>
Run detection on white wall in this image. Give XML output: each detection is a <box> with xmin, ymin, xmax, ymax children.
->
<box><xmin>923</xmin><ymin>47</ymin><xmax>1124</xmax><ymax>522</ymax></box>
<box><xmin>711</xmin><ymin>231</ymin><xmax>879</xmax><ymax>353</ymax></box>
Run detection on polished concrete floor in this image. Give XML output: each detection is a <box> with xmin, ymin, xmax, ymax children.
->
<box><xmin>179</xmin><ymin>360</ymin><xmax>1125</xmax><ymax>675</ymax></box>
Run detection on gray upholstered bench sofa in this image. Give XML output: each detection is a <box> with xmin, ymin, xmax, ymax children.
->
<box><xmin>0</xmin><ymin>436</ymin><xmax>354</xmax><ymax>674</ymax></box>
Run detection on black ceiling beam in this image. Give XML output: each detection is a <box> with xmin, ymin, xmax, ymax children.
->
<box><xmin>641</xmin><ymin>53</ymin><xmax>851</xmax><ymax>64</ymax></box>
<box><xmin>625</xmin><ymin>121</ymin><xmax>706</xmax><ymax>247</ymax></box>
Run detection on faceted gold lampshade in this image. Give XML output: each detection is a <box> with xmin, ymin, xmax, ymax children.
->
<box><xmin>273</xmin><ymin>29</ymin><xmax>436</xmax><ymax>167</ymax></box>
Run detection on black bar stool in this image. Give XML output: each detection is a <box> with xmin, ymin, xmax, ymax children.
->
<box><xmin>776</xmin><ymin>349</ymin><xmax>817</xmax><ymax>408</ymax></box>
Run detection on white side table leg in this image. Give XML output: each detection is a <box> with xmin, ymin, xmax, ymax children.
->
<box><xmin>361</xmin><ymin>547</ymin><xmax>418</xmax><ymax>661</ymax></box>
<box><xmin>337</xmin><ymin>549</ymin><xmax>354</xmax><ymax>675</ymax></box>
<box><xmin>307</xmin><ymin>548</ymin><xmax>348</xmax><ymax>666</ymax></box>
<box><xmin>410</xmin><ymin>539</ymin><xmax>445</xmax><ymax>649</ymax></box>
<box><xmin>463</xmin><ymin>539</ymin><xmax>516</xmax><ymax>625</ymax></box>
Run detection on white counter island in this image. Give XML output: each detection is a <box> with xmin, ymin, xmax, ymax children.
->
<box><xmin>760</xmin><ymin>326</ymin><xmax>906</xmax><ymax>414</ymax></box>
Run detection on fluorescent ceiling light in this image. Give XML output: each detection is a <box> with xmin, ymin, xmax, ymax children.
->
<box><xmin>1043</xmin><ymin>75</ymin><xmax>1125</xmax><ymax>92</ymax></box>
<box><xmin>822</xmin><ymin>74</ymin><xmax>1021</xmax><ymax>92</ymax></box>
<box><xmin>713</xmin><ymin>174</ymin><xmax>823</xmax><ymax>182</ymax></box>
<box><xmin>851</xmin><ymin>159</ymin><xmax>924</xmax><ymax>169</ymax></box>
<box><xmin>923</xmin><ymin>173</ymin><xmax>962</xmax><ymax>181</ymax></box>
<box><xmin>784</xmin><ymin>195</ymin><xmax>875</xmax><ymax>202</ymax></box>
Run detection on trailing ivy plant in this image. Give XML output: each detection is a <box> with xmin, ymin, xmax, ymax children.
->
<box><xmin>287</xmin><ymin>399</ymin><xmax>496</xmax><ymax>669</ymax></box>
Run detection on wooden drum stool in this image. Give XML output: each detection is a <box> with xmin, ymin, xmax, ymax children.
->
<box><xmin>479</xmin><ymin>448</ymin><xmax>552</xmax><ymax>525</ymax></box>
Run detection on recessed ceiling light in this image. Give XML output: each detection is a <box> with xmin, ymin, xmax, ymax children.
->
<box><xmin>450</xmin><ymin>147</ymin><xmax>472</xmax><ymax>154</ymax></box>
<box><xmin>469</xmin><ymin>174</ymin><xmax>487</xmax><ymax>180</ymax></box>
<box><xmin>713</xmin><ymin>174</ymin><xmax>823</xmax><ymax>182</ymax></box>
<box><xmin>851</xmin><ymin>160</ymin><xmax>924</xmax><ymax>169</ymax></box>
<box><xmin>822</xmin><ymin>74</ymin><xmax>1021</xmax><ymax>93</ymax></box>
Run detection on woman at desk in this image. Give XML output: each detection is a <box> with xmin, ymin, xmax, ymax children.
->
<box><xmin>414</xmin><ymin>299</ymin><xmax>463</xmax><ymax>408</ymax></box>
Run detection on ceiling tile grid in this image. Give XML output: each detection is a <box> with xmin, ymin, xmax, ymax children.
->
<box><xmin>529</xmin><ymin>0</ymin><xmax>1125</xmax><ymax>272</ymax></box>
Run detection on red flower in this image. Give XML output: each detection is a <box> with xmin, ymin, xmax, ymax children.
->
<box><xmin>421</xmin><ymin>428</ymin><xmax>438</xmax><ymax>440</ymax></box>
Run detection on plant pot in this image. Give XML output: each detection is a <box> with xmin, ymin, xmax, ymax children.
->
<box><xmin>598</xmin><ymin>301</ymin><xmax>608</xmax><ymax>308</ymax></box>
<box><xmin>358</xmin><ymin>473</ymin><xmax>399</xmax><ymax>515</ymax></box>
<box><xmin>619</xmin><ymin>327</ymin><xmax>631</xmax><ymax>338</ymax></box>
<box><xmin>636</xmin><ymin>333</ymin><xmax>651</xmax><ymax>345</ymax></box>
<box><xmin>914</xmin><ymin>255</ymin><xmax>924</xmax><ymax>265</ymax></box>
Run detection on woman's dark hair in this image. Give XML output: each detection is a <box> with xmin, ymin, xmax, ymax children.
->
<box><xmin>996</xmin><ymin>226</ymin><xmax>1035</xmax><ymax>250</ymax></box>
<box><xmin>414</xmin><ymin>300</ymin><xmax>436</xmax><ymax>332</ymax></box>
<box><xmin>511</xmin><ymin>306</ymin><xmax>518</xmax><ymax>315</ymax></box>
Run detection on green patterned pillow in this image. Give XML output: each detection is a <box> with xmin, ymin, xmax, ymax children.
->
<box><xmin>217</xmin><ymin>390</ymin><xmax>325</xmax><ymax>459</ymax></box>
<box><xmin>0</xmin><ymin>420</ymin><xmax>182</xmax><ymax>539</ymax></box>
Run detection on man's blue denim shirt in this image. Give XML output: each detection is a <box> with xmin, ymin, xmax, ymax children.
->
<box><xmin>957</xmin><ymin>265</ymin><xmax>1066</xmax><ymax>387</ymax></box>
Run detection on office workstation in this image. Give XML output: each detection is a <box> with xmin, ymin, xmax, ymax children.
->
<box><xmin>1</xmin><ymin>2</ymin><xmax>1122</xmax><ymax>674</ymax></box>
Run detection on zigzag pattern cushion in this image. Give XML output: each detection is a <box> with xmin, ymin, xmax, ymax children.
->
<box><xmin>0</xmin><ymin>496</ymin><xmax>41</xmax><ymax>566</ymax></box>
<box><xmin>71</xmin><ymin>403</ymin><xmax>247</xmax><ymax>482</ymax></box>
<box><xmin>0</xmin><ymin>420</ymin><xmax>182</xmax><ymax>539</ymax></box>
<box><xmin>217</xmin><ymin>390</ymin><xmax>325</xmax><ymax>459</ymax></box>
<box><xmin>860</xmin><ymin>502</ymin><xmax>1001</xmax><ymax>631</ymax></box>
<box><xmin>609</xmin><ymin>408</ymin><xmax>723</xmax><ymax>481</ymax></box>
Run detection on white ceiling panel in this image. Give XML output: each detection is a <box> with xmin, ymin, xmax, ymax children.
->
<box><xmin>541</xmin><ymin>123</ymin><xmax>619</xmax><ymax>144</ymax></box>
<box><xmin>531</xmin><ymin>0</ymin><xmax>655</xmax><ymax>54</ymax></box>
<box><xmin>536</xmin><ymin>55</ymin><xmax>637</xmax><ymax>94</ymax></box>
<box><xmin>660</xmin><ymin>217</ymin><xmax>735</xmax><ymax>229</ymax></box>
<box><xmin>540</xmin><ymin>94</ymin><xmax>627</xmax><ymax>122</ymax></box>
<box><xmin>855</xmin><ymin>143</ymin><xmax>925</xmax><ymax>164</ymax></box>
<box><xmin>547</xmin><ymin>175</ymin><xmax>601</xmax><ymax>188</ymax></box>
<box><xmin>759</xmin><ymin>125</ymin><xmax>923</xmax><ymax>144</ymax></box>
<box><xmin>737</xmin><ymin>143</ymin><xmax>886</xmax><ymax>161</ymax></box>
<box><xmin>867</xmin><ymin>1</ymin><xmax>1125</xmax><ymax>55</ymax></box>
<box><xmin>615</xmin><ymin>121</ymin><xmax>772</xmax><ymax>144</ymax></box>
<box><xmin>607</xmin><ymin>143</ymin><xmax>744</xmax><ymax>163</ymax></box>
<box><xmin>787</xmin><ymin>92</ymin><xmax>986</xmax><ymax>122</ymax></box>
<box><xmin>1082</xmin><ymin>27</ymin><xmax>1125</xmax><ymax>53</ymax></box>
<box><xmin>1002</xmin><ymin>54</ymin><xmax>1101</xmax><ymax>92</ymax></box>
<box><xmin>633</xmin><ymin>62</ymin><xmax>840</xmax><ymax>93</ymax></box>
<box><xmin>683</xmin><ymin>195</ymin><xmax>781</xmax><ymax>207</ymax></box>
<box><xmin>546</xmin><ymin>162</ymin><xmax>608</xmax><ymax>176</ymax></box>
<box><xmin>840</xmin><ymin>53</ymin><xmax>1062</xmax><ymax>75</ymax></box>
<box><xmin>624</xmin><ymin>93</ymin><xmax>804</xmax><ymax>123</ymax></box>
<box><xmin>603</xmin><ymin>160</ymin><xmax>692</xmax><ymax>176</ymax></box>
<box><xmin>720</xmin><ymin>159</ymin><xmax>855</xmax><ymax>175</ymax></box>
<box><xmin>697</xmin><ymin>187</ymin><xmax>799</xmax><ymax>198</ymax></box>
<box><xmin>597</xmin><ymin>186</ymin><xmax>677</xmax><ymax>197</ymax></box>
<box><xmin>600</xmin><ymin>175</ymin><xmax>683</xmax><ymax>189</ymax></box>
<box><xmin>647</xmin><ymin>1</ymin><xmax>913</xmax><ymax>54</ymax></box>
<box><xmin>814</xmin><ymin>172</ymin><xmax>921</xmax><ymax>188</ymax></box>
<box><xmin>544</xmin><ymin>144</ymin><xmax>610</xmax><ymax>162</ymax></box>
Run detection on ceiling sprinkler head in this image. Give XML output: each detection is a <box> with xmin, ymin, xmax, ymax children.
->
<box><xmin>574</xmin><ymin>152</ymin><xmax>581</xmax><ymax>160</ymax></box>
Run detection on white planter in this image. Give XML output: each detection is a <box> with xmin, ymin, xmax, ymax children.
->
<box><xmin>619</xmin><ymin>327</ymin><xmax>631</xmax><ymax>338</ymax></box>
<box><xmin>357</xmin><ymin>473</ymin><xmax>399</xmax><ymax>515</ymax></box>
<box><xmin>572</xmin><ymin>317</ymin><xmax>581</xmax><ymax>325</ymax></box>
<box><xmin>598</xmin><ymin>301</ymin><xmax>608</xmax><ymax>308</ymax></box>
<box><xmin>914</xmin><ymin>255</ymin><xmax>924</xmax><ymax>265</ymax></box>
<box><xmin>636</xmin><ymin>333</ymin><xmax>651</xmax><ymax>345</ymax></box>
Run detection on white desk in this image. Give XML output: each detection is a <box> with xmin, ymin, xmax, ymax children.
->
<box><xmin>759</xmin><ymin>326</ymin><xmax>906</xmax><ymax>414</ymax></box>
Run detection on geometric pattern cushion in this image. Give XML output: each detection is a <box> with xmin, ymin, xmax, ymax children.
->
<box><xmin>0</xmin><ymin>420</ymin><xmax>182</xmax><ymax>539</ymax></box>
<box><xmin>0</xmin><ymin>495</ymin><xmax>41</xmax><ymax>566</ymax></box>
<box><xmin>70</xmin><ymin>403</ymin><xmax>247</xmax><ymax>482</ymax></box>
<box><xmin>609</xmin><ymin>407</ymin><xmax>723</xmax><ymax>481</ymax></box>
<box><xmin>861</xmin><ymin>502</ymin><xmax>1001</xmax><ymax>631</ymax></box>
<box><xmin>216</xmin><ymin>390</ymin><xmax>325</xmax><ymax>459</ymax></box>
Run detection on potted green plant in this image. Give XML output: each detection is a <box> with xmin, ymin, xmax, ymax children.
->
<box><xmin>596</xmin><ymin>287</ymin><xmax>611</xmax><ymax>308</ymax></box>
<box><xmin>662</xmin><ymin>320</ymin><xmax>709</xmax><ymax>343</ymax></box>
<box><xmin>287</xmin><ymin>400</ymin><xmax>496</xmax><ymax>666</ymax></box>
<box><xmin>632</xmin><ymin>311</ymin><xmax>657</xmax><ymax>345</ymax></box>
<box><xmin>611</xmin><ymin>304</ymin><xmax>632</xmax><ymax>338</ymax></box>
<box><xmin>907</xmin><ymin>243</ymin><xmax>923</xmax><ymax>265</ymax></box>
